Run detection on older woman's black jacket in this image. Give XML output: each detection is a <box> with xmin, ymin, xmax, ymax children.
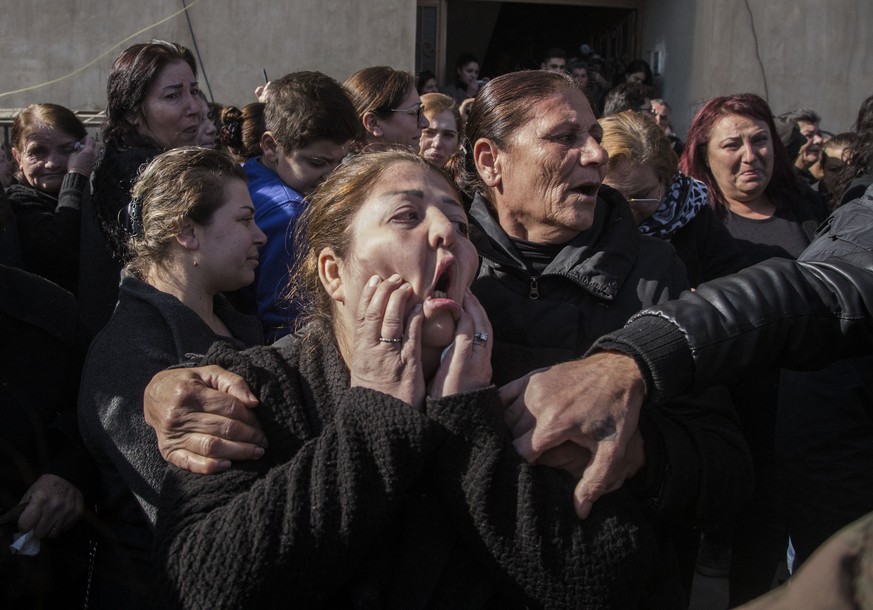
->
<box><xmin>468</xmin><ymin>188</ymin><xmax>753</xmax><ymax>534</ymax></box>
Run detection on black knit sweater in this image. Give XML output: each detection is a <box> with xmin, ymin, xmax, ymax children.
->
<box><xmin>156</xmin><ymin>326</ymin><xmax>667</xmax><ymax>609</ymax></box>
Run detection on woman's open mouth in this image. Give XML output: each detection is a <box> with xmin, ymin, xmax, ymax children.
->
<box><xmin>569</xmin><ymin>181</ymin><xmax>600</xmax><ymax>197</ymax></box>
<box><xmin>424</xmin><ymin>257</ymin><xmax>462</xmax><ymax>320</ymax></box>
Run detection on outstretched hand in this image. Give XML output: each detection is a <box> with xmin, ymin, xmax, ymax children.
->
<box><xmin>144</xmin><ymin>365</ymin><xmax>266</xmax><ymax>474</ymax></box>
<box><xmin>501</xmin><ymin>351</ymin><xmax>646</xmax><ymax>518</ymax></box>
<box><xmin>349</xmin><ymin>274</ymin><xmax>425</xmax><ymax>408</ymax></box>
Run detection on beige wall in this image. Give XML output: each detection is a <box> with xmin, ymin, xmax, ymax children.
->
<box><xmin>3</xmin><ymin>0</ymin><xmax>866</xmax><ymax>137</ymax></box>
<box><xmin>643</xmin><ymin>0</ymin><xmax>872</xmax><ymax>137</ymax></box>
<box><xmin>0</xmin><ymin>0</ymin><xmax>416</xmax><ymax>112</ymax></box>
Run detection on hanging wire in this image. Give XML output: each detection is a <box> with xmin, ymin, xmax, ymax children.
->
<box><xmin>0</xmin><ymin>0</ymin><xmax>204</xmax><ymax>100</ymax></box>
<box><xmin>181</xmin><ymin>0</ymin><xmax>214</xmax><ymax>102</ymax></box>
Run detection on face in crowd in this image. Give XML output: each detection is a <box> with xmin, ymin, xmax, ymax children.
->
<box><xmin>130</xmin><ymin>60</ymin><xmax>203</xmax><ymax>149</ymax></box>
<box><xmin>314</xmin><ymin>153</ymin><xmax>478</xmax><ymax>354</ymax></box>
<box><xmin>705</xmin><ymin>113</ymin><xmax>775</xmax><ymax>205</ymax></box>
<box><xmin>470</xmin><ymin>72</ymin><xmax>608</xmax><ymax>244</ymax></box>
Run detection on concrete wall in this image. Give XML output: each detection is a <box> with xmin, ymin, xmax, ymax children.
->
<box><xmin>642</xmin><ymin>0</ymin><xmax>871</xmax><ymax>138</ymax></box>
<box><xmin>0</xmin><ymin>0</ymin><xmax>416</xmax><ymax>112</ymax></box>
<box><xmin>3</xmin><ymin>0</ymin><xmax>866</xmax><ymax>138</ymax></box>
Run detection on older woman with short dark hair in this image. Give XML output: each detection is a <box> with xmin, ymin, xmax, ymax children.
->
<box><xmin>7</xmin><ymin>103</ymin><xmax>99</xmax><ymax>293</ymax></box>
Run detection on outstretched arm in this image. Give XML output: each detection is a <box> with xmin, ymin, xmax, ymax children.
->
<box><xmin>502</xmin><ymin>352</ymin><xmax>646</xmax><ymax>519</ymax></box>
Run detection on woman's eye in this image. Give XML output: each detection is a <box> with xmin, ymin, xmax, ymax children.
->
<box><xmin>392</xmin><ymin>209</ymin><xmax>421</xmax><ymax>223</ymax></box>
<box><xmin>453</xmin><ymin>220</ymin><xmax>469</xmax><ymax>236</ymax></box>
<box><xmin>308</xmin><ymin>159</ymin><xmax>328</xmax><ymax>168</ymax></box>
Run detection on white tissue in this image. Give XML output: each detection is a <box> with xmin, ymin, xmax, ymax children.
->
<box><xmin>10</xmin><ymin>530</ymin><xmax>40</xmax><ymax>556</ymax></box>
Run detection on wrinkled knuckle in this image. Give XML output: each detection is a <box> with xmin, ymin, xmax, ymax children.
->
<box><xmin>219</xmin><ymin>418</ymin><xmax>239</xmax><ymax>441</ymax></box>
<box><xmin>199</xmin><ymin>434</ymin><xmax>221</xmax><ymax>457</ymax></box>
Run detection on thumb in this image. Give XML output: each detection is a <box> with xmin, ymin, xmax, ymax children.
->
<box><xmin>202</xmin><ymin>365</ymin><xmax>258</xmax><ymax>407</ymax></box>
<box><xmin>573</xmin><ymin>444</ymin><xmax>620</xmax><ymax>519</ymax></box>
<box><xmin>512</xmin><ymin>429</ymin><xmax>543</xmax><ymax>463</ymax></box>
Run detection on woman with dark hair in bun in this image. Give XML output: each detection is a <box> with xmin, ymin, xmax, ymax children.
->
<box><xmin>218</xmin><ymin>102</ymin><xmax>266</xmax><ymax>164</ymax></box>
<box><xmin>79</xmin><ymin>148</ymin><xmax>265</xmax><ymax>607</ymax></box>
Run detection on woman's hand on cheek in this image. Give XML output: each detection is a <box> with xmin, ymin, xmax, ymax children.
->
<box><xmin>350</xmin><ymin>274</ymin><xmax>426</xmax><ymax>409</ymax></box>
<box><xmin>67</xmin><ymin>135</ymin><xmax>100</xmax><ymax>177</ymax></box>
<box><xmin>430</xmin><ymin>289</ymin><xmax>493</xmax><ymax>398</ymax></box>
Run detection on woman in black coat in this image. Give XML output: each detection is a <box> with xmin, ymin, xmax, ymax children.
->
<box><xmin>82</xmin><ymin>40</ymin><xmax>203</xmax><ymax>333</ymax></box>
<box><xmin>6</xmin><ymin>103</ymin><xmax>99</xmax><ymax>293</ymax></box>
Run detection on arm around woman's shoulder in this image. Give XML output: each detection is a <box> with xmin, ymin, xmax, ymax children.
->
<box><xmin>156</xmin><ymin>341</ymin><xmax>447</xmax><ymax>609</ymax></box>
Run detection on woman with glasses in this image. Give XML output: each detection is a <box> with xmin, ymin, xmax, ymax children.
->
<box><xmin>344</xmin><ymin>66</ymin><xmax>428</xmax><ymax>152</ymax></box>
<box><xmin>600</xmin><ymin>110</ymin><xmax>747</xmax><ymax>286</ymax></box>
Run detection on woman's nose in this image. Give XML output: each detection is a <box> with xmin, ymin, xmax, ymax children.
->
<box><xmin>580</xmin><ymin>137</ymin><xmax>608</xmax><ymax>167</ymax></box>
<box><xmin>45</xmin><ymin>150</ymin><xmax>65</xmax><ymax>168</ymax></box>
<box><xmin>252</xmin><ymin>223</ymin><xmax>267</xmax><ymax>246</ymax></box>
<box><xmin>418</xmin><ymin>113</ymin><xmax>430</xmax><ymax>130</ymax></box>
<box><xmin>429</xmin><ymin>210</ymin><xmax>455</xmax><ymax>248</ymax></box>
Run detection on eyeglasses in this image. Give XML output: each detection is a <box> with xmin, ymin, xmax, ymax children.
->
<box><xmin>388</xmin><ymin>103</ymin><xmax>424</xmax><ymax>122</ymax></box>
<box><xmin>627</xmin><ymin>184</ymin><xmax>664</xmax><ymax>206</ymax></box>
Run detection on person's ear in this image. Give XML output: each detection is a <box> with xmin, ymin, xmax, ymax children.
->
<box><xmin>127</xmin><ymin>111</ymin><xmax>142</xmax><ymax>129</ymax></box>
<box><xmin>318</xmin><ymin>247</ymin><xmax>345</xmax><ymax>303</ymax></box>
<box><xmin>473</xmin><ymin>138</ymin><xmax>502</xmax><ymax>188</ymax></box>
<box><xmin>362</xmin><ymin>112</ymin><xmax>382</xmax><ymax>138</ymax></box>
<box><xmin>261</xmin><ymin>131</ymin><xmax>280</xmax><ymax>163</ymax></box>
<box><xmin>10</xmin><ymin>146</ymin><xmax>21</xmax><ymax>167</ymax></box>
<box><xmin>175</xmin><ymin>219</ymin><xmax>198</xmax><ymax>251</ymax></box>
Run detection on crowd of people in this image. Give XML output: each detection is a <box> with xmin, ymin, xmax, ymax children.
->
<box><xmin>2</xmin><ymin>38</ymin><xmax>873</xmax><ymax>610</ymax></box>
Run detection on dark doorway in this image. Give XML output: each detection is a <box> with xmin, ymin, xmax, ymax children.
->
<box><xmin>444</xmin><ymin>1</ymin><xmax>638</xmax><ymax>87</ymax></box>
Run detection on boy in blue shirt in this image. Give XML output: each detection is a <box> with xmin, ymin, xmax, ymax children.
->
<box><xmin>244</xmin><ymin>72</ymin><xmax>359</xmax><ymax>340</ymax></box>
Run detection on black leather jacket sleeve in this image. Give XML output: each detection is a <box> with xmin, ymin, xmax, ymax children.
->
<box><xmin>592</xmin><ymin>192</ymin><xmax>873</xmax><ymax>404</ymax></box>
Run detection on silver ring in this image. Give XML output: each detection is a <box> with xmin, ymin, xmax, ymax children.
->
<box><xmin>472</xmin><ymin>330</ymin><xmax>489</xmax><ymax>346</ymax></box>
<box><xmin>379</xmin><ymin>336</ymin><xmax>403</xmax><ymax>344</ymax></box>
<box><xmin>49</xmin><ymin>526</ymin><xmax>58</xmax><ymax>536</ymax></box>
<box><xmin>73</xmin><ymin>141</ymin><xmax>83</xmax><ymax>152</ymax></box>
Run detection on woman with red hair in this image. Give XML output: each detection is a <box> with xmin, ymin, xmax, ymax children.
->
<box><xmin>680</xmin><ymin>93</ymin><xmax>826</xmax><ymax>604</ymax></box>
